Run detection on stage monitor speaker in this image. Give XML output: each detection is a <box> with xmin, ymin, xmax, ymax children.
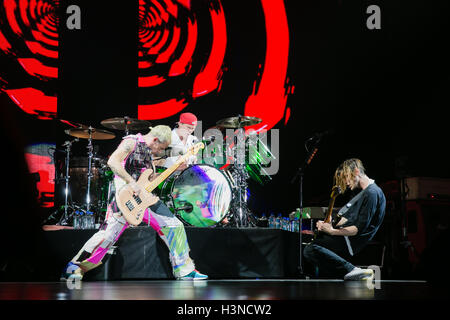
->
<box><xmin>405</xmin><ymin>177</ymin><xmax>450</xmax><ymax>201</ymax></box>
<box><xmin>406</xmin><ymin>200</ymin><xmax>450</xmax><ymax>257</ymax></box>
<box><xmin>380</xmin><ymin>177</ymin><xmax>450</xmax><ymax>202</ymax></box>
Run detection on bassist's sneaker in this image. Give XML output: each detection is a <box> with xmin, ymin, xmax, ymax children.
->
<box><xmin>344</xmin><ymin>267</ymin><xmax>374</xmax><ymax>281</ymax></box>
<box><xmin>60</xmin><ymin>262</ymin><xmax>84</xmax><ymax>281</ymax></box>
<box><xmin>177</xmin><ymin>269</ymin><xmax>208</xmax><ymax>281</ymax></box>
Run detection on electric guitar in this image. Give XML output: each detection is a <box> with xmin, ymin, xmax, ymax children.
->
<box><xmin>314</xmin><ymin>185</ymin><xmax>341</xmax><ymax>237</ymax></box>
<box><xmin>116</xmin><ymin>142</ymin><xmax>204</xmax><ymax>226</ymax></box>
<box><xmin>324</xmin><ymin>185</ymin><xmax>341</xmax><ymax>224</ymax></box>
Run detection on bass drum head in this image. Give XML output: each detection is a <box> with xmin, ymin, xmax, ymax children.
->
<box><xmin>171</xmin><ymin>164</ymin><xmax>232</xmax><ymax>227</ymax></box>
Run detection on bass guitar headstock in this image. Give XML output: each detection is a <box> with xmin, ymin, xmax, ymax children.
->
<box><xmin>188</xmin><ymin>142</ymin><xmax>205</xmax><ymax>156</ymax></box>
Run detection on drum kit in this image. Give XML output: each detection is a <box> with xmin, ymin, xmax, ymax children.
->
<box><xmin>54</xmin><ymin>115</ymin><xmax>274</xmax><ymax>229</ymax></box>
<box><xmin>57</xmin><ymin>117</ymin><xmax>151</xmax><ymax>226</ymax></box>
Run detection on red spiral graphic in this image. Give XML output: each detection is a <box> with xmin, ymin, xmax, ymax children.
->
<box><xmin>1</xmin><ymin>0</ymin><xmax>294</xmax><ymax>131</ymax></box>
<box><xmin>138</xmin><ymin>0</ymin><xmax>293</xmax><ymax>132</ymax></box>
<box><xmin>0</xmin><ymin>0</ymin><xmax>59</xmax><ymax>119</ymax></box>
<box><xmin>138</xmin><ymin>0</ymin><xmax>228</xmax><ymax>120</ymax></box>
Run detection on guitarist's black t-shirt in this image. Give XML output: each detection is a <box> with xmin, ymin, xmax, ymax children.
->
<box><xmin>337</xmin><ymin>183</ymin><xmax>386</xmax><ymax>255</ymax></box>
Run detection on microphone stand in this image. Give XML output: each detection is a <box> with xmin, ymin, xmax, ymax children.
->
<box><xmin>291</xmin><ymin>135</ymin><xmax>323</xmax><ymax>277</ymax></box>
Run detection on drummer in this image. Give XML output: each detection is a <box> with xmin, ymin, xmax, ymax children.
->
<box><xmin>163</xmin><ymin>112</ymin><xmax>199</xmax><ymax>170</ymax></box>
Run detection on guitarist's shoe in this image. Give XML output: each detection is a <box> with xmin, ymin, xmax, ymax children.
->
<box><xmin>344</xmin><ymin>267</ymin><xmax>374</xmax><ymax>281</ymax></box>
<box><xmin>177</xmin><ymin>269</ymin><xmax>209</xmax><ymax>281</ymax></box>
<box><xmin>60</xmin><ymin>262</ymin><xmax>84</xmax><ymax>281</ymax></box>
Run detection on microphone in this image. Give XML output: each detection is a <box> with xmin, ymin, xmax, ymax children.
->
<box><xmin>49</xmin><ymin>147</ymin><xmax>66</xmax><ymax>153</ymax></box>
<box><xmin>153</xmin><ymin>155</ymin><xmax>168</xmax><ymax>161</ymax></box>
<box><xmin>174</xmin><ymin>201</ymin><xmax>193</xmax><ymax>213</ymax></box>
<box><xmin>62</xmin><ymin>138</ymin><xmax>79</xmax><ymax>147</ymax></box>
<box><xmin>202</xmin><ymin>136</ymin><xmax>216</xmax><ymax>145</ymax></box>
<box><xmin>307</xmin><ymin>129</ymin><xmax>333</xmax><ymax>142</ymax></box>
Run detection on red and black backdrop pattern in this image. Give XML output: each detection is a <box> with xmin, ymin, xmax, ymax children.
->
<box><xmin>137</xmin><ymin>0</ymin><xmax>293</xmax><ymax>132</ymax></box>
<box><xmin>0</xmin><ymin>0</ymin><xmax>59</xmax><ymax>119</ymax></box>
<box><xmin>1</xmin><ymin>0</ymin><xmax>294</xmax><ymax>132</ymax></box>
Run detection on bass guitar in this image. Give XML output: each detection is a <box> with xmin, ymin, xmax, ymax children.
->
<box><xmin>116</xmin><ymin>142</ymin><xmax>204</xmax><ymax>226</ymax></box>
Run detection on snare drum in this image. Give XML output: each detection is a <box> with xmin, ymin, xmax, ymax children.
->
<box><xmin>160</xmin><ymin>164</ymin><xmax>233</xmax><ymax>227</ymax></box>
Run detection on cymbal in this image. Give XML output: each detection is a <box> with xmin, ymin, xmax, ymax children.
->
<box><xmin>216</xmin><ymin>116</ymin><xmax>262</xmax><ymax>128</ymax></box>
<box><xmin>101</xmin><ymin>117</ymin><xmax>151</xmax><ymax>131</ymax></box>
<box><xmin>65</xmin><ymin>127</ymin><xmax>116</xmax><ymax>140</ymax></box>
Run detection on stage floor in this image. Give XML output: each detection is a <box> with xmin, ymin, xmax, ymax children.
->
<box><xmin>0</xmin><ymin>279</ymin><xmax>447</xmax><ymax>300</ymax></box>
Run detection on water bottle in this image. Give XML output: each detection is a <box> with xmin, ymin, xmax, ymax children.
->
<box><xmin>268</xmin><ymin>213</ymin><xmax>275</xmax><ymax>228</ymax></box>
<box><xmin>85</xmin><ymin>211</ymin><xmax>95</xmax><ymax>229</ymax></box>
<box><xmin>82</xmin><ymin>211</ymin><xmax>88</xmax><ymax>229</ymax></box>
<box><xmin>284</xmin><ymin>217</ymin><xmax>290</xmax><ymax>231</ymax></box>
<box><xmin>73</xmin><ymin>210</ymin><xmax>82</xmax><ymax>229</ymax></box>
<box><xmin>275</xmin><ymin>214</ymin><xmax>282</xmax><ymax>229</ymax></box>
<box><xmin>289</xmin><ymin>217</ymin><xmax>295</xmax><ymax>232</ymax></box>
<box><xmin>259</xmin><ymin>213</ymin><xmax>268</xmax><ymax>228</ymax></box>
<box><xmin>293</xmin><ymin>217</ymin><xmax>299</xmax><ymax>232</ymax></box>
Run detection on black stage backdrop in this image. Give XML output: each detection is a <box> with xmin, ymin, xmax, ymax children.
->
<box><xmin>1</xmin><ymin>0</ymin><xmax>450</xmax><ymax>220</ymax></box>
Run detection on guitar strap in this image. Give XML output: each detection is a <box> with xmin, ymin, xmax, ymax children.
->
<box><xmin>337</xmin><ymin>188</ymin><xmax>367</xmax><ymax>256</ymax></box>
<box><xmin>337</xmin><ymin>188</ymin><xmax>366</xmax><ymax>217</ymax></box>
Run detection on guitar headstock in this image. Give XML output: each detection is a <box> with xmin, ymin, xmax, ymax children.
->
<box><xmin>330</xmin><ymin>185</ymin><xmax>342</xmax><ymax>199</ymax></box>
<box><xmin>188</xmin><ymin>142</ymin><xmax>205</xmax><ymax>156</ymax></box>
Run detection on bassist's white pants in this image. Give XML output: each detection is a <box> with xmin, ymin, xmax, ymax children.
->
<box><xmin>71</xmin><ymin>200</ymin><xmax>195</xmax><ymax>278</ymax></box>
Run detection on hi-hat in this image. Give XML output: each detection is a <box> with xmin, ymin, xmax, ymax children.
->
<box><xmin>101</xmin><ymin>117</ymin><xmax>151</xmax><ymax>131</ymax></box>
<box><xmin>216</xmin><ymin>116</ymin><xmax>262</xmax><ymax>129</ymax></box>
<box><xmin>65</xmin><ymin>127</ymin><xmax>116</xmax><ymax>140</ymax></box>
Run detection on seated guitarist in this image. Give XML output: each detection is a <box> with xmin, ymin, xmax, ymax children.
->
<box><xmin>303</xmin><ymin>158</ymin><xmax>386</xmax><ymax>280</ymax></box>
<box><xmin>61</xmin><ymin>125</ymin><xmax>208</xmax><ymax>281</ymax></box>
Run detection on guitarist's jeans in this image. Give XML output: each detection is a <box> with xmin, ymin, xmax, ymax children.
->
<box><xmin>71</xmin><ymin>200</ymin><xmax>195</xmax><ymax>278</ymax></box>
<box><xmin>303</xmin><ymin>235</ymin><xmax>355</xmax><ymax>279</ymax></box>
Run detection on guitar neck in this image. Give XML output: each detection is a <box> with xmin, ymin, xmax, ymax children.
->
<box><xmin>144</xmin><ymin>152</ymin><xmax>192</xmax><ymax>193</ymax></box>
<box><xmin>324</xmin><ymin>187</ymin><xmax>340</xmax><ymax>223</ymax></box>
<box><xmin>324</xmin><ymin>197</ymin><xmax>336</xmax><ymax>223</ymax></box>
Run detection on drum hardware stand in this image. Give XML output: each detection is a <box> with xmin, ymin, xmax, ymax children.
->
<box><xmin>229</xmin><ymin>126</ymin><xmax>257</xmax><ymax>228</ymax></box>
<box><xmin>123</xmin><ymin>116</ymin><xmax>131</xmax><ymax>136</ymax></box>
<box><xmin>57</xmin><ymin>138</ymin><xmax>79</xmax><ymax>226</ymax></box>
<box><xmin>85</xmin><ymin>127</ymin><xmax>95</xmax><ymax>213</ymax></box>
<box><xmin>291</xmin><ymin>132</ymin><xmax>326</xmax><ymax>277</ymax></box>
<box><xmin>58</xmin><ymin>125</ymin><xmax>115</xmax><ymax>227</ymax></box>
<box><xmin>206</xmin><ymin>115</ymin><xmax>262</xmax><ymax>228</ymax></box>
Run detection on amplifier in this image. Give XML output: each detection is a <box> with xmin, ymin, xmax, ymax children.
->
<box><xmin>405</xmin><ymin>177</ymin><xmax>450</xmax><ymax>200</ymax></box>
<box><xmin>289</xmin><ymin>207</ymin><xmax>341</xmax><ymax>219</ymax></box>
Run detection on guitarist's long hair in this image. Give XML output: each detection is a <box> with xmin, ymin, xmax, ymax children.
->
<box><xmin>333</xmin><ymin>158</ymin><xmax>366</xmax><ymax>193</ymax></box>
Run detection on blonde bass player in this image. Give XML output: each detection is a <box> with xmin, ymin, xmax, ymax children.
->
<box><xmin>61</xmin><ymin>125</ymin><xmax>208</xmax><ymax>281</ymax></box>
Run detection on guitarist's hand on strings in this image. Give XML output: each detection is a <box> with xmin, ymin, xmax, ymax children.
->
<box><xmin>129</xmin><ymin>181</ymin><xmax>142</xmax><ymax>196</ymax></box>
<box><xmin>316</xmin><ymin>220</ymin><xmax>334</xmax><ymax>235</ymax></box>
<box><xmin>176</xmin><ymin>161</ymin><xmax>189</xmax><ymax>171</ymax></box>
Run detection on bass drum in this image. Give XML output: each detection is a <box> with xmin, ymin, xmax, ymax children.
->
<box><xmin>69</xmin><ymin>156</ymin><xmax>106</xmax><ymax>207</ymax></box>
<box><xmin>160</xmin><ymin>164</ymin><xmax>233</xmax><ymax>227</ymax></box>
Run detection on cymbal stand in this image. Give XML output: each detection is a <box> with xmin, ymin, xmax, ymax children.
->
<box><xmin>86</xmin><ymin>127</ymin><xmax>94</xmax><ymax>213</ymax></box>
<box><xmin>58</xmin><ymin>138</ymin><xmax>78</xmax><ymax>225</ymax></box>
<box><xmin>230</xmin><ymin>127</ymin><xmax>255</xmax><ymax>227</ymax></box>
<box><xmin>123</xmin><ymin>116</ymin><xmax>130</xmax><ymax>136</ymax></box>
